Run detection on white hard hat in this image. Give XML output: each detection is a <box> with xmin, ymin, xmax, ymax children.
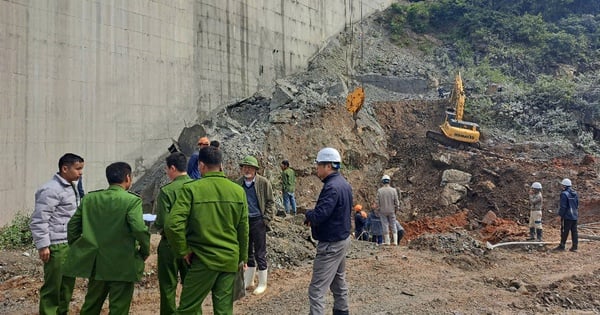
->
<box><xmin>381</xmin><ymin>175</ymin><xmax>391</xmax><ymax>182</ymax></box>
<box><xmin>315</xmin><ymin>147</ymin><xmax>341</xmax><ymax>163</ymax></box>
<box><xmin>531</xmin><ymin>182</ymin><xmax>542</xmax><ymax>189</ymax></box>
<box><xmin>561</xmin><ymin>178</ymin><xmax>572</xmax><ymax>186</ymax></box>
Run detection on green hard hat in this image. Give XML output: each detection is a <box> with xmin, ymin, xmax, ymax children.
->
<box><xmin>239</xmin><ymin>155</ymin><xmax>260</xmax><ymax>168</ymax></box>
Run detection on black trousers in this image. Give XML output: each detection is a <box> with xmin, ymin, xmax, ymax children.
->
<box><xmin>560</xmin><ymin>219</ymin><xmax>578</xmax><ymax>249</ymax></box>
<box><xmin>248</xmin><ymin>218</ymin><xmax>268</xmax><ymax>270</ymax></box>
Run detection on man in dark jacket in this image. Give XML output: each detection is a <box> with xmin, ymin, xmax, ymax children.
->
<box><xmin>353</xmin><ymin>204</ymin><xmax>368</xmax><ymax>241</ymax></box>
<box><xmin>555</xmin><ymin>178</ymin><xmax>579</xmax><ymax>252</ymax></box>
<box><xmin>186</xmin><ymin>136</ymin><xmax>210</xmax><ymax>179</ymax></box>
<box><xmin>305</xmin><ymin>147</ymin><xmax>352</xmax><ymax>315</ymax></box>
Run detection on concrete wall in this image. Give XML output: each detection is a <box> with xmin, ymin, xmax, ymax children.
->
<box><xmin>0</xmin><ymin>0</ymin><xmax>392</xmax><ymax>226</ymax></box>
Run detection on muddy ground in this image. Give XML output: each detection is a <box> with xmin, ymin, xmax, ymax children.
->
<box><xmin>2</xmin><ymin>98</ymin><xmax>600</xmax><ymax>314</ymax></box>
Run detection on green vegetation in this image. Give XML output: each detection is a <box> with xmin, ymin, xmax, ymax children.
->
<box><xmin>387</xmin><ymin>1</ymin><xmax>600</xmax><ymax>146</ymax></box>
<box><xmin>389</xmin><ymin>0</ymin><xmax>600</xmax><ymax>78</ymax></box>
<box><xmin>0</xmin><ymin>212</ymin><xmax>33</xmax><ymax>250</ymax></box>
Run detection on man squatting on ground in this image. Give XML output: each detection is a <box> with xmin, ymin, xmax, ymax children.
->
<box><xmin>30</xmin><ymin>153</ymin><xmax>84</xmax><ymax>315</ymax></box>
<box><xmin>237</xmin><ymin>155</ymin><xmax>275</xmax><ymax>295</ymax></box>
<box><xmin>155</xmin><ymin>152</ymin><xmax>192</xmax><ymax>314</ymax></box>
<box><xmin>64</xmin><ymin>162</ymin><xmax>150</xmax><ymax>314</ymax></box>
<box><xmin>165</xmin><ymin>146</ymin><xmax>249</xmax><ymax>314</ymax></box>
<box><xmin>305</xmin><ymin>147</ymin><xmax>353</xmax><ymax>315</ymax></box>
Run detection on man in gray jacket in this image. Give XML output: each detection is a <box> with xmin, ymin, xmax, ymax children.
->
<box><xmin>377</xmin><ymin>174</ymin><xmax>400</xmax><ymax>245</ymax></box>
<box><xmin>30</xmin><ymin>153</ymin><xmax>84</xmax><ymax>315</ymax></box>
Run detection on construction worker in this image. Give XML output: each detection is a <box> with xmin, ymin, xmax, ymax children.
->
<box><xmin>237</xmin><ymin>155</ymin><xmax>275</xmax><ymax>295</ymax></box>
<box><xmin>305</xmin><ymin>147</ymin><xmax>352</xmax><ymax>315</ymax></box>
<box><xmin>30</xmin><ymin>153</ymin><xmax>84</xmax><ymax>315</ymax></box>
<box><xmin>377</xmin><ymin>174</ymin><xmax>400</xmax><ymax>245</ymax></box>
<box><xmin>155</xmin><ymin>152</ymin><xmax>192</xmax><ymax>315</ymax></box>
<box><xmin>280</xmin><ymin>160</ymin><xmax>297</xmax><ymax>215</ymax></box>
<box><xmin>527</xmin><ymin>182</ymin><xmax>544</xmax><ymax>242</ymax></box>
<box><xmin>353</xmin><ymin>204</ymin><xmax>368</xmax><ymax>241</ymax></box>
<box><xmin>64</xmin><ymin>162</ymin><xmax>150</xmax><ymax>314</ymax></box>
<box><xmin>554</xmin><ymin>178</ymin><xmax>579</xmax><ymax>252</ymax></box>
<box><xmin>165</xmin><ymin>146</ymin><xmax>249</xmax><ymax>314</ymax></box>
<box><xmin>187</xmin><ymin>136</ymin><xmax>210</xmax><ymax>179</ymax></box>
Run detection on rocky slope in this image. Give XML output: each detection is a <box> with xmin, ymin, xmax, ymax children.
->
<box><xmin>4</xmin><ymin>6</ymin><xmax>600</xmax><ymax>315</ymax></box>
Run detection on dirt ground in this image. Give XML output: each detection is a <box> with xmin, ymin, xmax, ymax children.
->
<box><xmin>2</xmin><ymin>225</ymin><xmax>600</xmax><ymax>314</ymax></box>
<box><xmin>3</xmin><ymin>99</ymin><xmax>600</xmax><ymax>314</ymax></box>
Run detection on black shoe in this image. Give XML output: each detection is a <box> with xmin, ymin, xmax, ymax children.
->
<box><xmin>553</xmin><ymin>245</ymin><xmax>565</xmax><ymax>251</ymax></box>
<box><xmin>569</xmin><ymin>248</ymin><xmax>578</xmax><ymax>252</ymax></box>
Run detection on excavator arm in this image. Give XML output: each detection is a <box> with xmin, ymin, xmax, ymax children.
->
<box><xmin>450</xmin><ymin>73</ymin><xmax>466</xmax><ymax>121</ymax></box>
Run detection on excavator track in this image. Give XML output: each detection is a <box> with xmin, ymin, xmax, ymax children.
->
<box><xmin>425</xmin><ymin>130</ymin><xmax>520</xmax><ymax>162</ymax></box>
<box><xmin>426</xmin><ymin>130</ymin><xmax>480</xmax><ymax>150</ymax></box>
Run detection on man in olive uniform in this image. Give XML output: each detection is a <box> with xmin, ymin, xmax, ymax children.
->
<box><xmin>30</xmin><ymin>153</ymin><xmax>84</xmax><ymax>315</ymax></box>
<box><xmin>155</xmin><ymin>152</ymin><xmax>193</xmax><ymax>314</ymax></box>
<box><xmin>64</xmin><ymin>162</ymin><xmax>150</xmax><ymax>314</ymax></box>
<box><xmin>166</xmin><ymin>146</ymin><xmax>249</xmax><ymax>314</ymax></box>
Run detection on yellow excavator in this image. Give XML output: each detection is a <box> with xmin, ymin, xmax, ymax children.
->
<box><xmin>427</xmin><ymin>72</ymin><xmax>481</xmax><ymax>148</ymax></box>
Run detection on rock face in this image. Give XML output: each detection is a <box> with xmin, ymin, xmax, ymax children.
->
<box><xmin>131</xmin><ymin>7</ymin><xmax>600</xmax><ymax>260</ymax></box>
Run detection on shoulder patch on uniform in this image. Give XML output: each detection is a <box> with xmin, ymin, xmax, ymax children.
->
<box><xmin>160</xmin><ymin>181</ymin><xmax>173</xmax><ymax>189</ymax></box>
<box><xmin>128</xmin><ymin>191</ymin><xmax>141</xmax><ymax>197</ymax></box>
<box><xmin>182</xmin><ymin>179</ymin><xmax>199</xmax><ymax>186</ymax></box>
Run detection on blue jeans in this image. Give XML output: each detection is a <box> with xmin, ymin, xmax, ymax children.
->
<box><xmin>283</xmin><ymin>191</ymin><xmax>297</xmax><ymax>214</ymax></box>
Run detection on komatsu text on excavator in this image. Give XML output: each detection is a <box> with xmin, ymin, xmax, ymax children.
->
<box><xmin>426</xmin><ymin>72</ymin><xmax>481</xmax><ymax>148</ymax></box>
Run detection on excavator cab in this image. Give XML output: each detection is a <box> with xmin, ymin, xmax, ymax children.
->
<box><xmin>427</xmin><ymin>73</ymin><xmax>481</xmax><ymax>148</ymax></box>
<box><xmin>440</xmin><ymin>110</ymin><xmax>480</xmax><ymax>144</ymax></box>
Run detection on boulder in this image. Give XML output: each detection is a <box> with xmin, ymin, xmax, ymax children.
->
<box><xmin>441</xmin><ymin>169</ymin><xmax>472</xmax><ymax>186</ymax></box>
<box><xmin>269</xmin><ymin>109</ymin><xmax>295</xmax><ymax>124</ymax></box>
<box><xmin>431</xmin><ymin>152</ymin><xmax>452</xmax><ymax>167</ymax></box>
<box><xmin>481</xmin><ymin>211</ymin><xmax>498</xmax><ymax>225</ymax></box>
<box><xmin>439</xmin><ymin>183</ymin><xmax>467</xmax><ymax>206</ymax></box>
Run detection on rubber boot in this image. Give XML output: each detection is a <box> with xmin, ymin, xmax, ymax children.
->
<box><xmin>333</xmin><ymin>309</ymin><xmax>349</xmax><ymax>315</ymax></box>
<box><xmin>527</xmin><ymin>227</ymin><xmax>535</xmax><ymax>241</ymax></box>
<box><xmin>383</xmin><ymin>234</ymin><xmax>391</xmax><ymax>245</ymax></box>
<box><xmin>536</xmin><ymin>229</ymin><xmax>543</xmax><ymax>242</ymax></box>
<box><xmin>253</xmin><ymin>269</ymin><xmax>268</xmax><ymax>295</ymax></box>
<box><xmin>244</xmin><ymin>267</ymin><xmax>256</xmax><ymax>289</ymax></box>
<box><xmin>393</xmin><ymin>233</ymin><xmax>399</xmax><ymax>246</ymax></box>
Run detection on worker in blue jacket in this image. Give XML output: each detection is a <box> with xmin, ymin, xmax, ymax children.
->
<box><xmin>554</xmin><ymin>178</ymin><xmax>579</xmax><ymax>252</ymax></box>
<box><xmin>304</xmin><ymin>147</ymin><xmax>352</xmax><ymax>315</ymax></box>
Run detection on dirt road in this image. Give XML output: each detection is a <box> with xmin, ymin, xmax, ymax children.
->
<box><xmin>2</xmin><ymin>225</ymin><xmax>599</xmax><ymax>314</ymax></box>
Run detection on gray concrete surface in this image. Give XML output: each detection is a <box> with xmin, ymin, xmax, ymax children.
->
<box><xmin>0</xmin><ymin>0</ymin><xmax>393</xmax><ymax>225</ymax></box>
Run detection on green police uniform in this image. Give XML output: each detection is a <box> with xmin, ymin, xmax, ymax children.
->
<box><xmin>155</xmin><ymin>174</ymin><xmax>192</xmax><ymax>315</ymax></box>
<box><xmin>64</xmin><ymin>185</ymin><xmax>150</xmax><ymax>314</ymax></box>
<box><xmin>165</xmin><ymin>171</ymin><xmax>249</xmax><ymax>315</ymax></box>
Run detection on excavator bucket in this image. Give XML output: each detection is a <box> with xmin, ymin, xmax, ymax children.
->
<box><xmin>346</xmin><ymin>87</ymin><xmax>365</xmax><ymax>114</ymax></box>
